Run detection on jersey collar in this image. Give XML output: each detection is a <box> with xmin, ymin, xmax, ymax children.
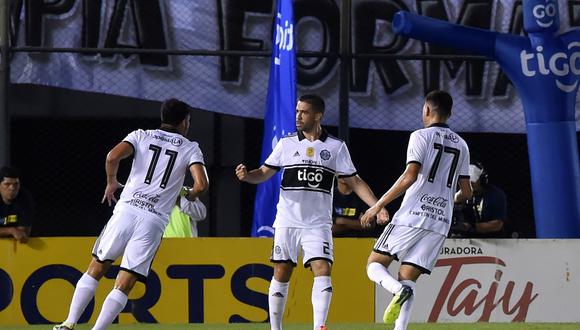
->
<box><xmin>427</xmin><ymin>122</ymin><xmax>449</xmax><ymax>128</ymax></box>
<box><xmin>297</xmin><ymin>129</ymin><xmax>329</xmax><ymax>142</ymax></box>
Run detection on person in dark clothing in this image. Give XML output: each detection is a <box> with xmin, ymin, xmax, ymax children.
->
<box><xmin>451</xmin><ymin>161</ymin><xmax>507</xmax><ymax>238</ymax></box>
<box><xmin>0</xmin><ymin>166</ymin><xmax>34</xmax><ymax>243</ymax></box>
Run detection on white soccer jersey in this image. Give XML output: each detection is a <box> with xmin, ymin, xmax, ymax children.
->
<box><xmin>265</xmin><ymin>130</ymin><xmax>357</xmax><ymax>228</ymax></box>
<box><xmin>115</xmin><ymin>128</ymin><xmax>204</xmax><ymax>224</ymax></box>
<box><xmin>392</xmin><ymin>123</ymin><xmax>470</xmax><ymax>236</ymax></box>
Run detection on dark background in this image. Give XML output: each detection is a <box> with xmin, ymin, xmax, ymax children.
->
<box><xmin>8</xmin><ymin>84</ymin><xmax>560</xmax><ymax>239</ymax></box>
<box><xmin>5</xmin><ymin>0</ymin><xmax>580</xmax><ymax>240</ymax></box>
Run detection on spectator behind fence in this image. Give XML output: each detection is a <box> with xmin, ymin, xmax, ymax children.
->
<box><xmin>332</xmin><ymin>180</ymin><xmax>382</xmax><ymax>238</ymax></box>
<box><xmin>451</xmin><ymin>161</ymin><xmax>507</xmax><ymax>238</ymax></box>
<box><xmin>0</xmin><ymin>166</ymin><xmax>34</xmax><ymax>244</ymax></box>
<box><xmin>163</xmin><ymin>186</ymin><xmax>207</xmax><ymax>237</ymax></box>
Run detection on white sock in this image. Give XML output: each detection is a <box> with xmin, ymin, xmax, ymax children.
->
<box><xmin>269</xmin><ymin>278</ymin><xmax>289</xmax><ymax>330</ymax></box>
<box><xmin>394</xmin><ymin>280</ymin><xmax>416</xmax><ymax>330</ymax></box>
<box><xmin>367</xmin><ymin>262</ymin><xmax>402</xmax><ymax>294</ymax></box>
<box><xmin>64</xmin><ymin>273</ymin><xmax>99</xmax><ymax>325</ymax></box>
<box><xmin>311</xmin><ymin>276</ymin><xmax>332</xmax><ymax>330</ymax></box>
<box><xmin>91</xmin><ymin>289</ymin><xmax>128</xmax><ymax>330</ymax></box>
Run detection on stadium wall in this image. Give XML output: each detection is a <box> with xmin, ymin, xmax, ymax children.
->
<box><xmin>1</xmin><ymin>238</ymin><xmax>578</xmax><ymax>326</ymax></box>
<box><xmin>0</xmin><ymin>237</ymin><xmax>374</xmax><ymax>325</ymax></box>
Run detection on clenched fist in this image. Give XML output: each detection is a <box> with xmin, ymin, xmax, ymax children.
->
<box><xmin>235</xmin><ymin>164</ymin><xmax>248</xmax><ymax>181</ymax></box>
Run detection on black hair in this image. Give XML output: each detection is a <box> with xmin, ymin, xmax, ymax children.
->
<box><xmin>299</xmin><ymin>94</ymin><xmax>325</xmax><ymax>114</ymax></box>
<box><xmin>0</xmin><ymin>166</ymin><xmax>20</xmax><ymax>182</ymax></box>
<box><xmin>425</xmin><ymin>90</ymin><xmax>453</xmax><ymax>118</ymax></box>
<box><xmin>160</xmin><ymin>98</ymin><xmax>192</xmax><ymax>126</ymax></box>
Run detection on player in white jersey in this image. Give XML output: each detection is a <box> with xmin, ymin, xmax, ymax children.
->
<box><xmin>361</xmin><ymin>90</ymin><xmax>472</xmax><ymax>330</ymax></box>
<box><xmin>54</xmin><ymin>99</ymin><xmax>209</xmax><ymax>330</ymax></box>
<box><xmin>236</xmin><ymin>94</ymin><xmax>387</xmax><ymax>330</ymax></box>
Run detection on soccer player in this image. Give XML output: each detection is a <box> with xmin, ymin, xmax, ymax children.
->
<box><xmin>54</xmin><ymin>99</ymin><xmax>209</xmax><ymax>330</ymax></box>
<box><xmin>361</xmin><ymin>90</ymin><xmax>472</xmax><ymax>330</ymax></box>
<box><xmin>236</xmin><ymin>94</ymin><xmax>387</xmax><ymax>330</ymax></box>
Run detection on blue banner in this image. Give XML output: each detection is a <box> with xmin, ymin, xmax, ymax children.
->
<box><xmin>251</xmin><ymin>0</ymin><xmax>297</xmax><ymax>237</ymax></box>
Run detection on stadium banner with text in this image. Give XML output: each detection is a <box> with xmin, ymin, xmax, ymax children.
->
<box><xmin>9</xmin><ymin>0</ymin><xmax>580</xmax><ymax>133</ymax></box>
<box><xmin>0</xmin><ymin>237</ymin><xmax>373</xmax><ymax>325</ymax></box>
<box><xmin>375</xmin><ymin>239</ymin><xmax>580</xmax><ymax>323</ymax></box>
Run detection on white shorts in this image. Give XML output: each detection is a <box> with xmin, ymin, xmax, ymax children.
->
<box><xmin>271</xmin><ymin>226</ymin><xmax>334</xmax><ymax>267</ymax></box>
<box><xmin>92</xmin><ymin>210</ymin><xmax>165</xmax><ymax>282</ymax></box>
<box><xmin>373</xmin><ymin>223</ymin><xmax>445</xmax><ymax>274</ymax></box>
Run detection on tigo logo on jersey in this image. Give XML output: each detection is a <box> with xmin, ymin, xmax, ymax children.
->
<box><xmin>281</xmin><ymin>165</ymin><xmax>333</xmax><ymax>193</ymax></box>
<box><xmin>297</xmin><ymin>168</ymin><xmax>323</xmax><ymax>188</ymax></box>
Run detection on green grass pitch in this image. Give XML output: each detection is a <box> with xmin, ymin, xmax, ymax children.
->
<box><xmin>6</xmin><ymin>323</ymin><xmax>579</xmax><ymax>330</ymax></box>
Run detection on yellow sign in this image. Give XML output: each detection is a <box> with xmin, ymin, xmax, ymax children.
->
<box><xmin>0</xmin><ymin>237</ymin><xmax>374</xmax><ymax>325</ymax></box>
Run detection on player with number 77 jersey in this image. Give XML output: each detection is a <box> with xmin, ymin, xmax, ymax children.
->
<box><xmin>53</xmin><ymin>99</ymin><xmax>208</xmax><ymax>330</ymax></box>
<box><xmin>361</xmin><ymin>90</ymin><xmax>472</xmax><ymax>330</ymax></box>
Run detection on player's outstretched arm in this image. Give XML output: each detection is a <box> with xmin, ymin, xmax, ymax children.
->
<box><xmin>185</xmin><ymin>164</ymin><xmax>209</xmax><ymax>201</ymax></box>
<box><xmin>235</xmin><ymin>164</ymin><xmax>277</xmax><ymax>184</ymax></box>
<box><xmin>361</xmin><ymin>163</ymin><xmax>420</xmax><ymax>225</ymax></box>
<box><xmin>454</xmin><ymin>177</ymin><xmax>473</xmax><ymax>204</ymax></box>
<box><xmin>340</xmin><ymin>175</ymin><xmax>389</xmax><ymax>226</ymax></box>
<box><xmin>102</xmin><ymin>141</ymin><xmax>133</xmax><ymax>206</ymax></box>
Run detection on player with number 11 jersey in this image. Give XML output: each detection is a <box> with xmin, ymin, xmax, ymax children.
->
<box><xmin>116</xmin><ymin>128</ymin><xmax>204</xmax><ymax>224</ymax></box>
<box><xmin>54</xmin><ymin>99</ymin><xmax>209</xmax><ymax>330</ymax></box>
